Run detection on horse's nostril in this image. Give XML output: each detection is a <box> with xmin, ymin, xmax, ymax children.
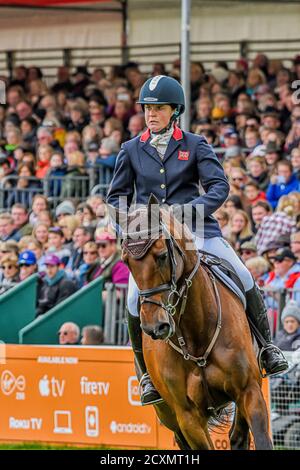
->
<box><xmin>155</xmin><ymin>323</ymin><xmax>171</xmax><ymax>339</ymax></box>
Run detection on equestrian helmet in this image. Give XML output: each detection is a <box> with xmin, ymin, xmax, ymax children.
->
<box><xmin>137</xmin><ymin>75</ymin><xmax>185</xmax><ymax>117</ymax></box>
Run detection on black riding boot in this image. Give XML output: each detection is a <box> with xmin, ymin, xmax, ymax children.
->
<box><xmin>245</xmin><ymin>284</ymin><xmax>289</xmax><ymax>377</ymax></box>
<box><xmin>127</xmin><ymin>311</ymin><xmax>163</xmax><ymax>406</ymax></box>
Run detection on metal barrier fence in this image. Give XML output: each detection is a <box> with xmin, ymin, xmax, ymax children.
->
<box><xmin>104</xmin><ymin>283</ymin><xmax>129</xmax><ymax>346</ymax></box>
<box><xmin>271</xmin><ymin>350</ymin><xmax>300</xmax><ymax>450</ymax></box>
<box><xmin>0</xmin><ymin>166</ymin><xmax>112</xmax><ymax>210</ymax></box>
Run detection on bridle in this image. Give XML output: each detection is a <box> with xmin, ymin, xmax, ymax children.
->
<box><xmin>122</xmin><ymin>222</ymin><xmax>201</xmax><ymax>340</ymax></box>
<box><xmin>122</xmin><ymin>214</ymin><xmax>223</xmax><ymax>416</ymax></box>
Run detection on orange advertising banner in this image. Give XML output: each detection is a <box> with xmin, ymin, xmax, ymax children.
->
<box><xmin>0</xmin><ymin>345</ymin><xmax>271</xmax><ymax>449</ymax></box>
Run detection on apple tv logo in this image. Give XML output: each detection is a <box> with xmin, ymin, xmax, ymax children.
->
<box><xmin>39</xmin><ymin>375</ymin><xmax>65</xmax><ymax>398</ymax></box>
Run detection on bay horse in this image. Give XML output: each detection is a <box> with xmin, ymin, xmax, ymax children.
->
<box><xmin>118</xmin><ymin>195</ymin><xmax>273</xmax><ymax>450</ymax></box>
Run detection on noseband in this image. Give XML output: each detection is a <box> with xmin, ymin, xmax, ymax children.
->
<box><xmin>122</xmin><ymin>223</ymin><xmax>201</xmax><ymax>337</ymax></box>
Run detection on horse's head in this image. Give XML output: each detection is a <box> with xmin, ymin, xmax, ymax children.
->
<box><xmin>115</xmin><ymin>194</ymin><xmax>193</xmax><ymax>341</ymax></box>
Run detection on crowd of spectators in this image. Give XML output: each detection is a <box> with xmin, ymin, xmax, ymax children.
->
<box><xmin>0</xmin><ymin>54</ymin><xmax>300</xmax><ymax>347</ymax></box>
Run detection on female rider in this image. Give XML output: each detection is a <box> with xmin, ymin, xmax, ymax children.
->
<box><xmin>107</xmin><ymin>75</ymin><xmax>288</xmax><ymax>405</ymax></box>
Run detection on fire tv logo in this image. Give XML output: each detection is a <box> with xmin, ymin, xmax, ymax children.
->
<box><xmin>128</xmin><ymin>376</ymin><xmax>141</xmax><ymax>407</ymax></box>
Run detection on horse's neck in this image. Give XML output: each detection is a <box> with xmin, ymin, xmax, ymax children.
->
<box><xmin>181</xmin><ymin>257</ymin><xmax>217</xmax><ymax>345</ymax></box>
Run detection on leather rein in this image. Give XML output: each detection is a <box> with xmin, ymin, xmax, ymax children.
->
<box><xmin>122</xmin><ymin>223</ymin><xmax>222</xmax><ymax>369</ymax></box>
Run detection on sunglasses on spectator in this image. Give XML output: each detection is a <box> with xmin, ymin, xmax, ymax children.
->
<box><xmin>241</xmin><ymin>250</ymin><xmax>254</xmax><ymax>256</ymax></box>
<box><xmin>83</xmin><ymin>251</ymin><xmax>97</xmax><ymax>255</ymax></box>
<box><xmin>1</xmin><ymin>265</ymin><xmax>16</xmax><ymax>270</ymax></box>
<box><xmin>20</xmin><ymin>264</ymin><xmax>32</xmax><ymax>268</ymax></box>
<box><xmin>232</xmin><ymin>177</ymin><xmax>244</xmax><ymax>181</ymax></box>
<box><xmin>97</xmin><ymin>243</ymin><xmax>109</xmax><ymax>249</ymax></box>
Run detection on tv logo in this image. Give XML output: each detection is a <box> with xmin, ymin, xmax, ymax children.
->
<box><xmin>39</xmin><ymin>375</ymin><xmax>65</xmax><ymax>397</ymax></box>
<box><xmin>128</xmin><ymin>376</ymin><xmax>142</xmax><ymax>407</ymax></box>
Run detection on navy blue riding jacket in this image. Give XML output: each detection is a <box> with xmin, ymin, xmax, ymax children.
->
<box><xmin>107</xmin><ymin>125</ymin><xmax>230</xmax><ymax>238</ymax></box>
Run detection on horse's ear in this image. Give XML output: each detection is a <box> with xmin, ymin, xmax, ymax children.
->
<box><xmin>148</xmin><ymin>193</ymin><xmax>160</xmax><ymax>207</ymax></box>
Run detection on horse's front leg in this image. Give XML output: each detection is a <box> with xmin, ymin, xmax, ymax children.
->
<box><xmin>229</xmin><ymin>406</ymin><xmax>250</xmax><ymax>450</ymax></box>
<box><xmin>236</xmin><ymin>382</ymin><xmax>273</xmax><ymax>450</ymax></box>
<box><xmin>176</xmin><ymin>408</ymin><xmax>214</xmax><ymax>450</ymax></box>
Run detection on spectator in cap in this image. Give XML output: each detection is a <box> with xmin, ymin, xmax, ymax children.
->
<box><xmin>240</xmin><ymin>240</ymin><xmax>257</xmax><ymax>263</ymax></box>
<box><xmin>274</xmin><ymin>300</ymin><xmax>300</xmax><ymax>351</ymax></box>
<box><xmin>81</xmin><ymin>325</ymin><xmax>104</xmax><ymax>345</ymax></box>
<box><xmin>86</xmin><ymin>141</ymin><xmax>100</xmax><ymax>167</ymax></box>
<box><xmin>18</xmin><ymin>250</ymin><xmax>37</xmax><ymax>281</ymax></box>
<box><xmin>264</xmin><ymin>248</ymin><xmax>300</xmax><ymax>307</ymax></box>
<box><xmin>55</xmin><ymin>200</ymin><xmax>76</xmax><ymax>220</ymax></box>
<box><xmin>266</xmin><ymin>160</ymin><xmax>299</xmax><ymax>210</ymax></box>
<box><xmin>58</xmin><ymin>322</ymin><xmax>80</xmax><ymax>345</ymax></box>
<box><xmin>36</xmin><ymin>253</ymin><xmax>77</xmax><ymax>317</ymax></box>
<box><xmin>264</xmin><ymin>141</ymin><xmax>282</xmax><ymax>172</ymax></box>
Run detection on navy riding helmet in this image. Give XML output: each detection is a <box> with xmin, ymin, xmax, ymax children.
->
<box><xmin>137</xmin><ymin>75</ymin><xmax>185</xmax><ymax>120</ymax></box>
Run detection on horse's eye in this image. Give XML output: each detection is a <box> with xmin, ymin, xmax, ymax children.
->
<box><xmin>157</xmin><ymin>252</ymin><xmax>168</xmax><ymax>263</ymax></box>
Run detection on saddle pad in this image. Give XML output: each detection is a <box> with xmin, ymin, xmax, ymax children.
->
<box><xmin>200</xmin><ymin>255</ymin><xmax>247</xmax><ymax>310</ymax></box>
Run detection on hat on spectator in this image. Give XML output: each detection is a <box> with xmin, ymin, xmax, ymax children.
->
<box><xmin>272</xmin><ymin>248</ymin><xmax>297</xmax><ymax>262</ymax></box>
<box><xmin>96</xmin><ymin>231</ymin><xmax>117</xmax><ymax>244</ymax></box>
<box><xmin>100</xmin><ymin>137</ymin><xmax>120</xmax><ymax>154</ymax></box>
<box><xmin>250</xmin><ymin>145</ymin><xmax>266</xmax><ymax>157</ymax></box>
<box><xmin>48</xmin><ymin>226</ymin><xmax>64</xmax><ymax>237</ymax></box>
<box><xmin>261</xmin><ymin>240</ymin><xmax>285</xmax><ymax>255</ymax></box>
<box><xmin>224</xmin><ymin>129</ymin><xmax>238</xmax><ymax>138</ymax></box>
<box><xmin>224</xmin><ymin>146</ymin><xmax>243</xmax><ymax>158</ymax></box>
<box><xmin>265</xmin><ymin>141</ymin><xmax>281</xmax><ymax>154</ymax></box>
<box><xmin>281</xmin><ymin>300</ymin><xmax>300</xmax><ymax>324</ymax></box>
<box><xmin>55</xmin><ymin>200</ymin><xmax>75</xmax><ymax>217</ymax></box>
<box><xmin>261</xmin><ymin>107</ymin><xmax>280</xmax><ymax>119</ymax></box>
<box><xmin>18</xmin><ymin>250</ymin><xmax>37</xmax><ymax>266</ymax></box>
<box><xmin>87</xmin><ymin>141</ymin><xmax>99</xmax><ymax>152</ymax></box>
<box><xmin>44</xmin><ymin>254</ymin><xmax>61</xmax><ymax>266</ymax></box>
<box><xmin>240</xmin><ymin>241</ymin><xmax>257</xmax><ymax>252</ymax></box>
